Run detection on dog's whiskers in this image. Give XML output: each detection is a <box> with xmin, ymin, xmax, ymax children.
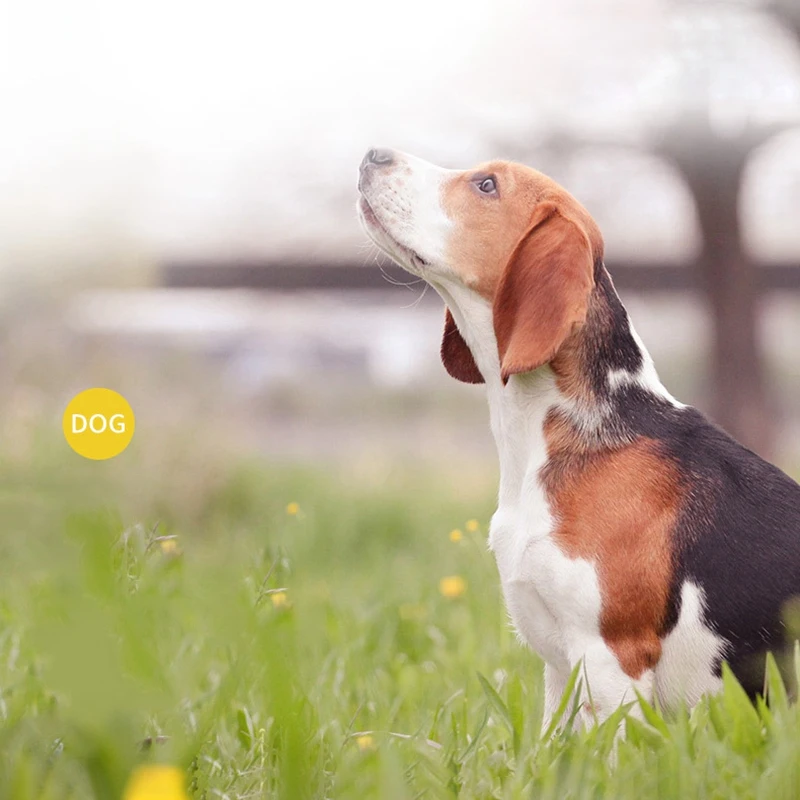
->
<box><xmin>401</xmin><ymin>281</ymin><xmax>429</xmax><ymax>309</ymax></box>
<box><xmin>379</xmin><ymin>264</ymin><xmax>423</xmax><ymax>291</ymax></box>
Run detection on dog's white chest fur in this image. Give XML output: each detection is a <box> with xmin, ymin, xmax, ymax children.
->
<box><xmin>489</xmin><ymin>486</ymin><xmax>604</xmax><ymax>675</ymax></box>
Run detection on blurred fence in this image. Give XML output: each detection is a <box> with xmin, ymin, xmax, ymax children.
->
<box><xmin>161</xmin><ymin>260</ymin><xmax>800</xmax><ymax>293</ymax></box>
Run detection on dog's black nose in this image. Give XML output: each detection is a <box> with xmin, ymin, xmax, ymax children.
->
<box><xmin>361</xmin><ymin>148</ymin><xmax>394</xmax><ymax>171</ymax></box>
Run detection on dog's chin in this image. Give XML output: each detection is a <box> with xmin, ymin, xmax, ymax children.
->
<box><xmin>357</xmin><ymin>198</ymin><xmax>430</xmax><ymax>277</ymax></box>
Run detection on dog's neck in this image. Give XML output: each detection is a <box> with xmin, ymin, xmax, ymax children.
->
<box><xmin>434</xmin><ymin>265</ymin><xmax>676</xmax><ymax>506</ymax></box>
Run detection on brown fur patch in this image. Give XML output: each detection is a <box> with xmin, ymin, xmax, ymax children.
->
<box><xmin>542</xmin><ymin>416</ymin><xmax>682</xmax><ymax>678</ymax></box>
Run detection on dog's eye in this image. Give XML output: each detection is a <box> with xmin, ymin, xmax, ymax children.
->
<box><xmin>476</xmin><ymin>176</ymin><xmax>497</xmax><ymax>195</ymax></box>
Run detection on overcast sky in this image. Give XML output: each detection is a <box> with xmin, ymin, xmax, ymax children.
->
<box><xmin>1</xmin><ymin>0</ymin><xmax>799</xmax><ymax>277</ymax></box>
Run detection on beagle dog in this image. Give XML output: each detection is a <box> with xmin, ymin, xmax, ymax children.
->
<box><xmin>357</xmin><ymin>147</ymin><xmax>800</xmax><ymax>725</ymax></box>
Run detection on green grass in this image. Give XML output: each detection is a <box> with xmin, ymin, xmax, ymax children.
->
<box><xmin>1</xmin><ymin>439</ymin><xmax>800</xmax><ymax>799</ymax></box>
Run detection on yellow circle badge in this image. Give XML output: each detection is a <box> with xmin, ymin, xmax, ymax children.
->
<box><xmin>63</xmin><ymin>388</ymin><xmax>135</xmax><ymax>460</ymax></box>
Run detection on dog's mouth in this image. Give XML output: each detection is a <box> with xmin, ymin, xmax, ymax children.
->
<box><xmin>358</xmin><ymin>196</ymin><xmax>430</xmax><ymax>272</ymax></box>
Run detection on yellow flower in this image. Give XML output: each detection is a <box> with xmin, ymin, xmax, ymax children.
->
<box><xmin>270</xmin><ymin>591</ymin><xmax>290</xmax><ymax>608</ymax></box>
<box><xmin>356</xmin><ymin>734</ymin><xmax>375</xmax><ymax>751</ymax></box>
<box><xmin>159</xmin><ymin>538</ymin><xmax>180</xmax><ymax>556</ymax></box>
<box><xmin>123</xmin><ymin>765</ymin><xmax>188</xmax><ymax>800</ymax></box>
<box><xmin>439</xmin><ymin>575</ymin><xmax>467</xmax><ymax>599</ymax></box>
<box><xmin>465</xmin><ymin>519</ymin><xmax>480</xmax><ymax>533</ymax></box>
<box><xmin>449</xmin><ymin>529</ymin><xmax>463</xmax><ymax>543</ymax></box>
<box><xmin>286</xmin><ymin>502</ymin><xmax>300</xmax><ymax>516</ymax></box>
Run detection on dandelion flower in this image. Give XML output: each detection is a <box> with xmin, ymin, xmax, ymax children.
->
<box><xmin>159</xmin><ymin>538</ymin><xmax>180</xmax><ymax>556</ymax></box>
<box><xmin>286</xmin><ymin>502</ymin><xmax>300</xmax><ymax>516</ymax></box>
<box><xmin>449</xmin><ymin>529</ymin><xmax>463</xmax><ymax>543</ymax></box>
<box><xmin>356</xmin><ymin>734</ymin><xmax>375</xmax><ymax>751</ymax></box>
<box><xmin>270</xmin><ymin>591</ymin><xmax>290</xmax><ymax>608</ymax></box>
<box><xmin>123</xmin><ymin>765</ymin><xmax>188</xmax><ymax>800</ymax></box>
<box><xmin>439</xmin><ymin>576</ymin><xmax>467</xmax><ymax>599</ymax></box>
<box><xmin>466</xmin><ymin>519</ymin><xmax>480</xmax><ymax>533</ymax></box>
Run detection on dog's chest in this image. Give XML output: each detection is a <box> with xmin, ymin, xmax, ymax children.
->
<box><xmin>488</xmin><ymin>497</ymin><xmax>603</xmax><ymax>670</ymax></box>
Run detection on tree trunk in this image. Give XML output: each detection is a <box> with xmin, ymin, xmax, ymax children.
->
<box><xmin>668</xmin><ymin>140</ymin><xmax>773</xmax><ymax>456</ymax></box>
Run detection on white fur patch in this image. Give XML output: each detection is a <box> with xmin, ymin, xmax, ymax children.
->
<box><xmin>654</xmin><ymin>581</ymin><xmax>727</xmax><ymax>710</ymax></box>
<box><xmin>607</xmin><ymin>318</ymin><xmax>686</xmax><ymax>407</ymax></box>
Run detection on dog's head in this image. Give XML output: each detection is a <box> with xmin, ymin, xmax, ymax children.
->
<box><xmin>357</xmin><ymin>148</ymin><xmax>603</xmax><ymax>383</ymax></box>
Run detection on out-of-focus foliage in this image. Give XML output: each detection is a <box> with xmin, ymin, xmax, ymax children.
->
<box><xmin>1</xmin><ymin>434</ymin><xmax>799</xmax><ymax>798</ymax></box>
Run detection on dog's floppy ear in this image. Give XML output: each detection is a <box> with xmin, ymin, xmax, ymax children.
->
<box><xmin>494</xmin><ymin>202</ymin><xmax>595</xmax><ymax>382</ymax></box>
<box><xmin>441</xmin><ymin>308</ymin><xmax>484</xmax><ymax>384</ymax></box>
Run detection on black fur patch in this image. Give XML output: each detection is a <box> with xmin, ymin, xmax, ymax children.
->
<box><xmin>581</xmin><ymin>262</ymin><xmax>643</xmax><ymax>398</ymax></box>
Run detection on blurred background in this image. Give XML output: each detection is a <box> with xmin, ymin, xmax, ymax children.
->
<box><xmin>2</xmin><ymin>0</ymin><xmax>800</xmax><ymax>474</ymax></box>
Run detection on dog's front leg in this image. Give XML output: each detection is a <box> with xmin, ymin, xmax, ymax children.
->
<box><xmin>540</xmin><ymin>662</ymin><xmax>572</xmax><ymax>735</ymax></box>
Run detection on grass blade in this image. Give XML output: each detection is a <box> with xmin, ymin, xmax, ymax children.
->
<box><xmin>542</xmin><ymin>662</ymin><xmax>583</xmax><ymax>741</ymax></box>
<box><xmin>476</xmin><ymin>672</ymin><xmax>520</xmax><ymax>756</ymax></box>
